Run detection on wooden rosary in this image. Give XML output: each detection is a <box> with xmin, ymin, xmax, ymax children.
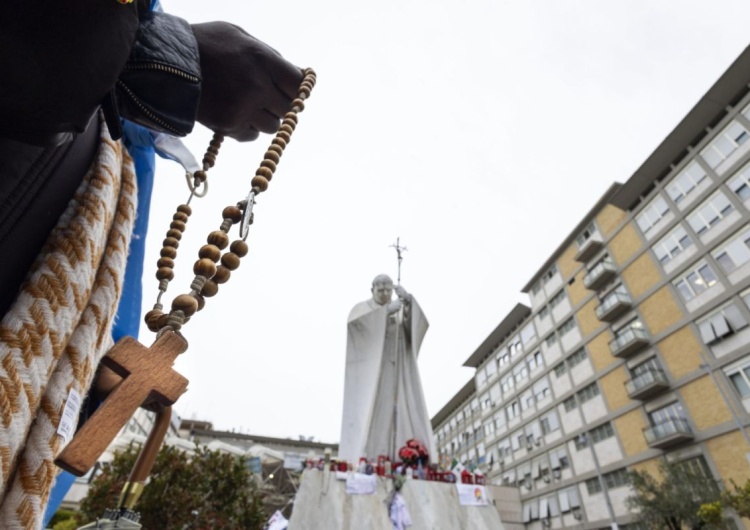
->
<box><xmin>56</xmin><ymin>69</ymin><xmax>317</xmax><ymax>499</ymax></box>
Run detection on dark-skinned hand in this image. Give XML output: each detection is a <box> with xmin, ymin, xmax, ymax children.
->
<box><xmin>191</xmin><ymin>22</ymin><xmax>304</xmax><ymax>142</ymax></box>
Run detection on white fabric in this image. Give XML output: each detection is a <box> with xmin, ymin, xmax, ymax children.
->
<box><xmin>338</xmin><ymin>297</ymin><xmax>434</xmax><ymax>463</ymax></box>
<box><xmin>389</xmin><ymin>492</ymin><xmax>412</xmax><ymax>530</ymax></box>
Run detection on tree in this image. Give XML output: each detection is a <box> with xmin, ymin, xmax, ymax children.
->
<box><xmin>699</xmin><ymin>478</ymin><xmax>750</xmax><ymax>526</ymax></box>
<box><xmin>77</xmin><ymin>443</ymin><xmax>266</xmax><ymax>529</ymax></box>
<box><xmin>626</xmin><ymin>460</ymin><xmax>724</xmax><ymax>530</ymax></box>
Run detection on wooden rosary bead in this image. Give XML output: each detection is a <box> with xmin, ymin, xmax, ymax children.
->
<box><xmin>268</xmin><ymin>144</ymin><xmax>284</xmax><ymax>157</ymax></box>
<box><xmin>161</xmin><ymin>247</ymin><xmax>177</xmax><ymax>259</ymax></box>
<box><xmin>195</xmin><ymin>293</ymin><xmax>206</xmax><ymax>312</ymax></box>
<box><xmin>172</xmin><ymin>294</ymin><xmax>199</xmax><ymax>317</ymax></box>
<box><xmin>276</xmin><ymin>131</ymin><xmax>291</xmax><ymax>144</ymax></box>
<box><xmin>156</xmin><ymin>313</ymin><xmax>171</xmax><ymax>329</ymax></box>
<box><xmin>144</xmin><ymin>309</ymin><xmax>163</xmax><ymax>331</ymax></box>
<box><xmin>299</xmin><ymin>86</ymin><xmax>311</xmax><ymax>98</ymax></box>
<box><xmin>251</xmin><ymin>175</ymin><xmax>269</xmax><ymax>191</ymax></box>
<box><xmin>213</xmin><ymin>266</ymin><xmax>231</xmax><ymax>284</ymax></box>
<box><xmin>163</xmin><ymin>237</ymin><xmax>180</xmax><ymax>249</ymax></box>
<box><xmin>291</xmin><ymin>98</ymin><xmax>305</xmax><ymax>111</ymax></box>
<box><xmin>272</xmin><ymin>137</ymin><xmax>287</xmax><ymax>149</ymax></box>
<box><xmin>222</xmin><ymin>206</ymin><xmax>242</xmax><ymax>223</ymax></box>
<box><xmin>264</xmin><ymin>150</ymin><xmax>280</xmax><ymax>164</ymax></box>
<box><xmin>256</xmin><ymin>167</ymin><xmax>274</xmax><ymax>180</ymax></box>
<box><xmin>207</xmin><ymin>230</ymin><xmax>229</xmax><ymax>249</ymax></box>
<box><xmin>193</xmin><ymin>170</ymin><xmax>207</xmax><ymax>183</ymax></box>
<box><xmin>284</xmin><ymin>112</ymin><xmax>298</xmax><ymax>124</ymax></box>
<box><xmin>260</xmin><ymin>159</ymin><xmax>277</xmax><ymax>172</ymax></box>
<box><xmin>198</xmin><ymin>244</ymin><xmax>221</xmax><ymax>262</ymax></box>
<box><xmin>193</xmin><ymin>258</ymin><xmax>217</xmax><ymax>278</ymax></box>
<box><xmin>279</xmin><ymin>124</ymin><xmax>294</xmax><ymax>135</ymax></box>
<box><xmin>156</xmin><ymin>267</ymin><xmax>174</xmax><ymax>281</ymax></box>
<box><xmin>207</xmin><ymin>145</ymin><xmax>220</xmax><ymax>155</ymax></box>
<box><xmin>177</xmin><ymin>204</ymin><xmax>192</xmax><ymax>215</ymax></box>
<box><xmin>173</xmin><ymin>212</ymin><xmax>189</xmax><ymax>223</ymax></box>
<box><xmin>221</xmin><ymin>253</ymin><xmax>241</xmax><ymax>271</ymax></box>
<box><xmin>157</xmin><ymin>257</ymin><xmax>175</xmax><ymax>269</ymax></box>
<box><xmin>201</xmin><ymin>279</ymin><xmax>219</xmax><ymax>297</ymax></box>
<box><xmin>230</xmin><ymin>240</ymin><xmax>249</xmax><ymax>257</ymax></box>
<box><xmin>170</xmin><ymin>220</ymin><xmax>186</xmax><ymax>232</ymax></box>
<box><xmin>166</xmin><ymin>229</ymin><xmax>182</xmax><ymax>241</ymax></box>
<box><xmin>203</xmin><ymin>153</ymin><xmax>216</xmax><ymax>167</ymax></box>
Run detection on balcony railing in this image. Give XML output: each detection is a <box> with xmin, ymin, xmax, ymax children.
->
<box><xmin>625</xmin><ymin>368</ymin><xmax>669</xmax><ymax>400</ymax></box>
<box><xmin>609</xmin><ymin>326</ymin><xmax>649</xmax><ymax>357</ymax></box>
<box><xmin>575</xmin><ymin>235</ymin><xmax>604</xmax><ymax>263</ymax></box>
<box><xmin>643</xmin><ymin>417</ymin><xmax>694</xmax><ymax>449</ymax></box>
<box><xmin>595</xmin><ymin>291</ymin><xmax>633</xmax><ymax>322</ymax></box>
<box><xmin>583</xmin><ymin>260</ymin><xmax>617</xmax><ymax>291</ymax></box>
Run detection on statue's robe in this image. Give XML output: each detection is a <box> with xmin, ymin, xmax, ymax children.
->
<box><xmin>338</xmin><ymin>297</ymin><xmax>435</xmax><ymax>463</ymax></box>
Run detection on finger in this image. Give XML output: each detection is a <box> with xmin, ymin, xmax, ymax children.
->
<box><xmin>272</xmin><ymin>62</ymin><xmax>305</xmax><ymax>100</ymax></box>
<box><xmin>263</xmin><ymin>86</ymin><xmax>297</xmax><ymax>119</ymax></box>
<box><xmin>250</xmin><ymin>109</ymin><xmax>283</xmax><ymax>135</ymax></box>
<box><xmin>227</xmin><ymin>125</ymin><xmax>260</xmax><ymax>143</ymax></box>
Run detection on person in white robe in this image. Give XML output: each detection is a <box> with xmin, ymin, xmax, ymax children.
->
<box><xmin>338</xmin><ymin>274</ymin><xmax>435</xmax><ymax>464</ymax></box>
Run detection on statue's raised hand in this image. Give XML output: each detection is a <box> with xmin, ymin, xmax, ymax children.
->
<box><xmin>395</xmin><ymin>285</ymin><xmax>412</xmax><ymax>303</ymax></box>
<box><xmin>191</xmin><ymin>22</ymin><xmax>304</xmax><ymax>142</ymax></box>
<box><xmin>387</xmin><ymin>299</ymin><xmax>403</xmax><ymax>315</ymax></box>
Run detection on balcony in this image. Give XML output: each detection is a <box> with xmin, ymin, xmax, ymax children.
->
<box><xmin>643</xmin><ymin>417</ymin><xmax>694</xmax><ymax>449</ymax></box>
<box><xmin>575</xmin><ymin>234</ymin><xmax>605</xmax><ymax>263</ymax></box>
<box><xmin>595</xmin><ymin>291</ymin><xmax>633</xmax><ymax>322</ymax></box>
<box><xmin>609</xmin><ymin>326</ymin><xmax>649</xmax><ymax>358</ymax></box>
<box><xmin>625</xmin><ymin>368</ymin><xmax>670</xmax><ymax>400</ymax></box>
<box><xmin>583</xmin><ymin>260</ymin><xmax>617</xmax><ymax>291</ymax></box>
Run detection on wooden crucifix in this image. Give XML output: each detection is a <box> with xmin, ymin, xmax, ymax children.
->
<box><xmin>55</xmin><ymin>331</ymin><xmax>189</xmax><ymax>476</ymax></box>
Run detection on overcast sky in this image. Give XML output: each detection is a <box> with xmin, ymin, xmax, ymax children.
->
<box><xmin>140</xmin><ymin>1</ymin><xmax>750</xmax><ymax>445</ymax></box>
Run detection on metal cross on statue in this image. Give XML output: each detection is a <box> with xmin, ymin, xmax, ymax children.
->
<box><xmin>389</xmin><ymin>237</ymin><xmax>407</xmax><ymax>285</ymax></box>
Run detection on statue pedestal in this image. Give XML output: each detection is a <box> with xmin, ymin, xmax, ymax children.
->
<box><xmin>288</xmin><ymin>470</ymin><xmax>506</xmax><ymax>530</ymax></box>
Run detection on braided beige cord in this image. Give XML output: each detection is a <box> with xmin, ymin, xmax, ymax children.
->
<box><xmin>0</xmin><ymin>121</ymin><xmax>137</xmax><ymax>529</ymax></box>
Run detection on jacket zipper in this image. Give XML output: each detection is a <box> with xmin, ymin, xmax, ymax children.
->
<box><xmin>123</xmin><ymin>62</ymin><xmax>200</xmax><ymax>83</ymax></box>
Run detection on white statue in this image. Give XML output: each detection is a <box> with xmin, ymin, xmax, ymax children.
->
<box><xmin>338</xmin><ymin>274</ymin><xmax>435</xmax><ymax>464</ymax></box>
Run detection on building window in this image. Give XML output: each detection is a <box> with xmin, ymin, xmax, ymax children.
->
<box><xmin>589</xmin><ymin>422</ymin><xmax>615</xmax><ymax>443</ymax></box>
<box><xmin>514</xmin><ymin>363</ymin><xmax>529</xmax><ymax>384</ymax></box>
<box><xmin>636</xmin><ymin>195</ymin><xmax>670</xmax><ymax>235</ymax></box>
<box><xmin>653</xmin><ymin>224</ymin><xmax>693</xmax><ymax>265</ymax></box>
<box><xmin>549</xmin><ymin>290</ymin><xmax>566</xmax><ymax>309</ymax></box>
<box><xmin>576</xmin><ymin>222</ymin><xmax>598</xmax><ymax>247</ymax></box>
<box><xmin>687</xmin><ymin>191</ymin><xmax>734</xmax><ymax>236</ymax></box>
<box><xmin>666</xmin><ymin>160</ymin><xmax>708</xmax><ymax>204</ymax></box>
<box><xmin>585</xmin><ymin>477</ymin><xmax>603</xmax><ymax>495</ymax></box>
<box><xmin>675</xmin><ymin>455</ymin><xmax>713</xmax><ymax>479</ymax></box>
<box><xmin>727</xmin><ymin>360</ymin><xmax>750</xmax><ymax>398</ymax></box>
<box><xmin>506</xmin><ymin>401</ymin><xmax>520</xmax><ymax>420</ymax></box>
<box><xmin>727</xmin><ymin>161</ymin><xmax>750</xmax><ymax>201</ymax></box>
<box><xmin>700</xmin><ymin>120</ymin><xmax>750</xmax><ymax>169</ymax></box>
<box><xmin>553</xmin><ymin>362</ymin><xmax>567</xmax><ymax>377</ymax></box>
<box><xmin>527</xmin><ymin>350</ymin><xmax>543</xmax><ymax>371</ymax></box>
<box><xmin>545</xmin><ymin>333</ymin><xmax>557</xmax><ymax>347</ymax></box>
<box><xmin>649</xmin><ymin>402</ymin><xmax>686</xmax><ymax>426</ymax></box>
<box><xmin>603</xmin><ymin>468</ymin><xmax>630</xmax><ymax>489</ymax></box>
<box><xmin>673</xmin><ymin>261</ymin><xmax>719</xmax><ymax>302</ymax></box>
<box><xmin>713</xmin><ymin>226</ymin><xmax>750</xmax><ymax>274</ymax></box>
<box><xmin>566</xmin><ymin>348</ymin><xmax>587</xmax><ymax>368</ymax></box>
<box><xmin>520</xmin><ymin>322</ymin><xmax>537</xmax><ymax>346</ymax></box>
<box><xmin>540</xmin><ymin>410</ymin><xmax>560</xmax><ymax>435</ymax></box>
<box><xmin>538</xmin><ymin>305</ymin><xmax>550</xmax><ymax>319</ymax></box>
<box><xmin>577</xmin><ymin>382</ymin><xmax>600</xmax><ymax>404</ymax></box>
<box><xmin>559</xmin><ymin>317</ymin><xmax>576</xmax><ymax>336</ymax></box>
<box><xmin>500</xmin><ymin>375</ymin><xmax>514</xmax><ymax>394</ymax></box>
<box><xmin>562</xmin><ymin>395</ymin><xmax>577</xmax><ymax>412</ymax></box>
<box><xmin>533</xmin><ymin>378</ymin><xmax>551</xmax><ymax>402</ymax></box>
<box><xmin>698</xmin><ymin>303</ymin><xmax>748</xmax><ymax>344</ymax></box>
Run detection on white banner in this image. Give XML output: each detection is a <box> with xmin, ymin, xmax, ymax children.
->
<box><xmin>345</xmin><ymin>473</ymin><xmax>377</xmax><ymax>495</ymax></box>
<box><xmin>455</xmin><ymin>483</ymin><xmax>489</xmax><ymax>506</ymax></box>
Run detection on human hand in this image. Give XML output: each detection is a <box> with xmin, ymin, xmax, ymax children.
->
<box><xmin>395</xmin><ymin>285</ymin><xmax>412</xmax><ymax>302</ymax></box>
<box><xmin>387</xmin><ymin>299</ymin><xmax>403</xmax><ymax>315</ymax></box>
<box><xmin>191</xmin><ymin>22</ymin><xmax>304</xmax><ymax>141</ymax></box>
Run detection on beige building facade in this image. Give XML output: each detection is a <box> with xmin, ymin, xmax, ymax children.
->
<box><xmin>432</xmin><ymin>45</ymin><xmax>750</xmax><ymax>529</ymax></box>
